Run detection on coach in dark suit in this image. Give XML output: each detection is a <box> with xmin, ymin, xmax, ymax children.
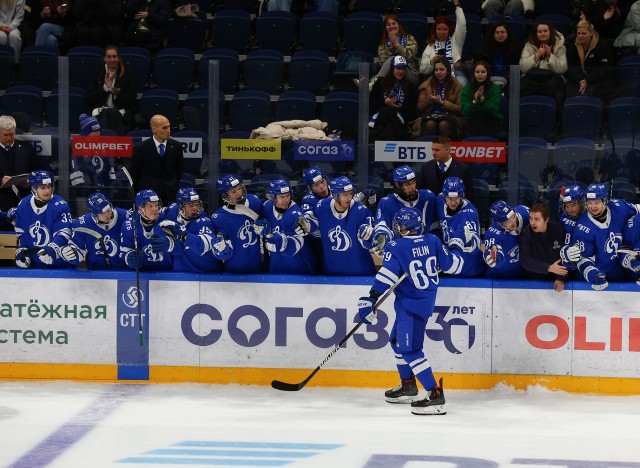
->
<box><xmin>419</xmin><ymin>135</ymin><xmax>474</xmax><ymax>201</ymax></box>
<box><xmin>0</xmin><ymin>115</ymin><xmax>48</xmax><ymax>230</ymax></box>
<box><xmin>130</xmin><ymin>114</ymin><xmax>183</xmax><ymax>205</ymax></box>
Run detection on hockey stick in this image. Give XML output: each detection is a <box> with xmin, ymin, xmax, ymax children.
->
<box><xmin>121</xmin><ymin>167</ymin><xmax>143</xmax><ymax>346</ymax></box>
<box><xmin>74</xmin><ymin>226</ymin><xmax>111</xmax><ymax>269</ymax></box>
<box><xmin>271</xmin><ymin>272</ymin><xmax>408</xmax><ymax>392</ymax></box>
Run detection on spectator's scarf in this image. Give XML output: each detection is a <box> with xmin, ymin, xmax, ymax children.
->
<box><xmin>385</xmin><ymin>34</ymin><xmax>408</xmax><ymax>49</ymax></box>
<box><xmin>434</xmin><ymin>37</ymin><xmax>454</xmax><ymax>75</ymax></box>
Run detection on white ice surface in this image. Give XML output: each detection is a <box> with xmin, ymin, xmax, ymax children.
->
<box><xmin>0</xmin><ymin>381</ymin><xmax>639</xmax><ymax>467</ymax></box>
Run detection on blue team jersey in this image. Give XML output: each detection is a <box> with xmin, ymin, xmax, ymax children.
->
<box><xmin>300</xmin><ymin>191</ymin><xmax>326</xmax><ymax>214</ymax></box>
<box><xmin>373</xmin><ymin>234</ymin><xmax>463</xmax><ymax>315</ymax></box>
<box><xmin>211</xmin><ymin>194</ymin><xmax>264</xmax><ymax>273</ymax></box>
<box><xmin>262</xmin><ymin>200</ymin><xmax>315</xmax><ymax>274</ymax></box>
<box><xmin>624</xmin><ymin>213</ymin><xmax>640</xmax><ymax>249</ymax></box>
<box><xmin>435</xmin><ymin>195</ymin><xmax>484</xmax><ymax>277</ymax></box>
<box><xmin>120</xmin><ymin>214</ymin><xmax>174</xmax><ymax>270</ymax></box>
<box><xmin>483</xmin><ymin>205</ymin><xmax>529</xmax><ymax>278</ymax></box>
<box><xmin>69</xmin><ymin>208</ymin><xmax>128</xmax><ymax>269</ymax></box>
<box><xmin>163</xmin><ymin>203</ymin><xmax>221</xmax><ymax>273</ymax></box>
<box><xmin>310</xmin><ymin>198</ymin><xmax>376</xmax><ymax>276</ymax></box>
<box><xmin>574</xmin><ymin>199</ymin><xmax>640</xmax><ymax>280</ymax></box>
<box><xmin>559</xmin><ymin>210</ymin><xmax>582</xmax><ymax>269</ymax></box>
<box><xmin>374</xmin><ymin>190</ymin><xmax>437</xmax><ymax>239</ymax></box>
<box><xmin>70</xmin><ymin>155</ymin><xmax>116</xmax><ymax>189</ymax></box>
<box><xmin>15</xmin><ymin>194</ymin><xmax>73</xmax><ymax>268</ymax></box>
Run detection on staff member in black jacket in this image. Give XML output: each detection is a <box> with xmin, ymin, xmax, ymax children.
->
<box><xmin>129</xmin><ymin>114</ymin><xmax>183</xmax><ymax>205</ymax></box>
<box><xmin>419</xmin><ymin>135</ymin><xmax>474</xmax><ymax>201</ymax></box>
<box><xmin>519</xmin><ymin>202</ymin><xmax>569</xmax><ymax>292</ymax></box>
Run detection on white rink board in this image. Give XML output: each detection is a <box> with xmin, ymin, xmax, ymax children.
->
<box><xmin>0</xmin><ymin>278</ymin><xmax>117</xmax><ymax>363</ymax></box>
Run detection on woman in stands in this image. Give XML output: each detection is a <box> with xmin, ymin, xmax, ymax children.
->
<box><xmin>0</xmin><ymin>0</ymin><xmax>24</xmax><ymax>59</ymax></box>
<box><xmin>565</xmin><ymin>20</ymin><xmax>615</xmax><ymax>103</ymax></box>
<box><xmin>475</xmin><ymin>22</ymin><xmax>521</xmax><ymax>90</ymax></box>
<box><xmin>123</xmin><ymin>0</ymin><xmax>171</xmax><ymax>51</ymax></box>
<box><xmin>415</xmin><ymin>58</ymin><xmax>463</xmax><ymax>139</ymax></box>
<box><xmin>86</xmin><ymin>44</ymin><xmax>136</xmax><ymax>134</ymax></box>
<box><xmin>460</xmin><ymin>60</ymin><xmax>504</xmax><ymax>138</ymax></box>
<box><xmin>369</xmin><ymin>56</ymin><xmax>419</xmax><ymax>141</ymax></box>
<box><xmin>419</xmin><ymin>0</ymin><xmax>468</xmax><ymax>86</ymax></box>
<box><xmin>370</xmin><ymin>13</ymin><xmax>419</xmax><ymax>87</ymax></box>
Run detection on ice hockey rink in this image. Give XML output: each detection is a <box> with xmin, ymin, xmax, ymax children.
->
<box><xmin>1</xmin><ymin>381</ymin><xmax>639</xmax><ymax>468</ymax></box>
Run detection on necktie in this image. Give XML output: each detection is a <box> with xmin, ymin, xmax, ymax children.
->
<box><xmin>158</xmin><ymin>143</ymin><xmax>165</xmax><ymax>157</ymax></box>
<box><xmin>439</xmin><ymin>162</ymin><xmax>446</xmax><ymax>174</ymax></box>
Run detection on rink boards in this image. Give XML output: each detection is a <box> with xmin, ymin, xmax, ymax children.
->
<box><xmin>0</xmin><ymin>269</ymin><xmax>639</xmax><ymax>394</ymax></box>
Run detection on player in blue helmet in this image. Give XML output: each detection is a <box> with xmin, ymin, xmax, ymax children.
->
<box><xmin>482</xmin><ymin>200</ymin><xmax>529</xmax><ymax>278</ymax></box>
<box><xmin>120</xmin><ymin>189</ymin><xmax>176</xmax><ymax>270</ymax></box>
<box><xmin>570</xmin><ymin>183</ymin><xmax>640</xmax><ymax>290</ymax></box>
<box><xmin>306</xmin><ymin>176</ymin><xmax>376</xmax><ymax>275</ymax></box>
<box><xmin>259</xmin><ymin>178</ymin><xmax>315</xmax><ymax>273</ymax></box>
<box><xmin>358</xmin><ymin>207</ymin><xmax>463</xmax><ymax>415</ymax></box>
<box><xmin>300</xmin><ymin>166</ymin><xmax>330</xmax><ymax>214</ymax></box>
<box><xmin>61</xmin><ymin>192</ymin><xmax>128</xmax><ymax>269</ymax></box>
<box><xmin>14</xmin><ymin>170</ymin><xmax>72</xmax><ymax>268</ymax></box>
<box><xmin>373</xmin><ymin>164</ymin><xmax>436</xmax><ymax>257</ymax></box>
<box><xmin>211</xmin><ymin>173</ymin><xmax>265</xmax><ymax>273</ymax></box>
<box><xmin>157</xmin><ymin>187</ymin><xmax>230</xmax><ymax>272</ymax></box>
<box><xmin>435</xmin><ymin>176</ymin><xmax>484</xmax><ymax>277</ymax></box>
<box><xmin>558</xmin><ymin>184</ymin><xmax>586</xmax><ymax>268</ymax></box>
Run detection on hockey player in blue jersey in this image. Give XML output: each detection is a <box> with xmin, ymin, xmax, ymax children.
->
<box><xmin>558</xmin><ymin>185</ymin><xmax>586</xmax><ymax>268</ymax></box>
<box><xmin>435</xmin><ymin>177</ymin><xmax>484</xmax><ymax>277</ymax></box>
<box><xmin>373</xmin><ymin>165</ymin><xmax>436</xmax><ymax>257</ymax></box>
<box><xmin>259</xmin><ymin>178</ymin><xmax>315</xmax><ymax>274</ymax></box>
<box><xmin>14</xmin><ymin>170</ymin><xmax>72</xmax><ymax>269</ymax></box>
<box><xmin>621</xmin><ymin>213</ymin><xmax>640</xmax><ymax>280</ymax></box>
<box><xmin>358</xmin><ymin>207</ymin><xmax>464</xmax><ymax>415</ymax></box>
<box><xmin>211</xmin><ymin>174</ymin><xmax>265</xmax><ymax>273</ymax></box>
<box><xmin>482</xmin><ymin>200</ymin><xmax>529</xmax><ymax>278</ymax></box>
<box><xmin>61</xmin><ymin>192</ymin><xmax>127</xmax><ymax>269</ymax></box>
<box><xmin>300</xmin><ymin>166</ymin><xmax>331</xmax><ymax>214</ymax></box>
<box><xmin>120</xmin><ymin>189</ymin><xmax>175</xmax><ymax>270</ymax></box>
<box><xmin>157</xmin><ymin>187</ymin><xmax>231</xmax><ymax>272</ymax></box>
<box><xmin>570</xmin><ymin>183</ymin><xmax>640</xmax><ymax>290</ymax></box>
<box><xmin>307</xmin><ymin>176</ymin><xmax>376</xmax><ymax>275</ymax></box>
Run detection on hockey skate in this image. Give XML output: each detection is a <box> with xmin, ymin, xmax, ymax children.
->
<box><xmin>410</xmin><ymin>378</ymin><xmax>446</xmax><ymax>415</ymax></box>
<box><xmin>385</xmin><ymin>378</ymin><xmax>419</xmax><ymax>404</ymax></box>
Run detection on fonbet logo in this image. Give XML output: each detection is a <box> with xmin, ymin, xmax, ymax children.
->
<box><xmin>122</xmin><ymin>286</ymin><xmax>144</xmax><ymax>309</ymax></box>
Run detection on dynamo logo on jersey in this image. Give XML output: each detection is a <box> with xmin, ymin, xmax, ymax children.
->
<box><xmin>328</xmin><ymin>225</ymin><xmax>352</xmax><ymax>251</ymax></box>
<box><xmin>426</xmin><ymin>305</ymin><xmax>476</xmax><ymax>354</ymax></box>
<box><xmin>91</xmin><ymin>155</ymin><xmax>105</xmax><ymax>173</ymax></box>
<box><xmin>239</xmin><ymin>219</ymin><xmax>258</xmax><ymax>248</ymax></box>
<box><xmin>28</xmin><ymin>220</ymin><xmax>51</xmax><ymax>246</ymax></box>
<box><xmin>95</xmin><ymin>235</ymin><xmax>119</xmax><ymax>257</ymax></box>
<box><xmin>605</xmin><ymin>231</ymin><xmax>622</xmax><ymax>256</ymax></box>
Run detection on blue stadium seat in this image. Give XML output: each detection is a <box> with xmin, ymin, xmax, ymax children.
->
<box><xmin>496</xmin><ymin>177</ymin><xmax>540</xmax><ymax>207</ymax></box>
<box><xmin>518</xmin><ymin>137</ymin><xmax>549</xmax><ymax>186</ymax></box>
<box><xmin>519</xmin><ymin>95</ymin><xmax>556</xmax><ymax>139</ymax></box>
<box><xmin>288</xmin><ymin>50</ymin><xmax>331</xmax><ymax>95</ymax></box>
<box><xmin>274</xmin><ymin>91</ymin><xmax>317</xmax><ymax>121</ymax></box>
<box><xmin>0</xmin><ymin>45</ymin><xmax>14</xmax><ymax>88</ymax></box>
<box><xmin>243</xmin><ymin>49</ymin><xmax>284</xmax><ymax>94</ymax></box>
<box><xmin>256</xmin><ymin>10</ymin><xmax>296</xmax><ymax>53</ymax></box>
<box><xmin>607</xmin><ymin>97</ymin><xmax>640</xmax><ymax>139</ymax></box>
<box><xmin>534</xmin><ymin>0</ymin><xmax>573</xmax><ymax>16</ymax></box>
<box><xmin>19</xmin><ymin>46</ymin><xmax>58</xmax><ymax>90</ymax></box>
<box><xmin>119</xmin><ymin>47</ymin><xmax>151</xmax><ymax>93</ymax></box>
<box><xmin>138</xmin><ymin>89</ymin><xmax>180</xmax><ymax>126</ymax></box>
<box><xmin>535</xmin><ymin>13</ymin><xmax>572</xmax><ymax>38</ymax></box>
<box><xmin>321</xmin><ymin>91</ymin><xmax>359</xmax><ymax>133</ymax></box>
<box><xmin>397</xmin><ymin>12</ymin><xmax>429</xmax><ymax>53</ymax></box>
<box><xmin>344</xmin><ymin>12</ymin><xmax>384</xmax><ymax>55</ymax></box>
<box><xmin>616</xmin><ymin>56</ymin><xmax>640</xmax><ymax>97</ymax></box>
<box><xmin>183</xmin><ymin>89</ymin><xmax>226</xmax><ymax>132</ymax></box>
<box><xmin>552</xmin><ymin>137</ymin><xmax>597</xmax><ymax>182</ymax></box>
<box><xmin>560</xmin><ymin>96</ymin><xmax>603</xmax><ymax>140</ymax></box>
<box><xmin>198</xmin><ymin>48</ymin><xmax>239</xmax><ymax>93</ymax></box>
<box><xmin>402</xmin><ymin>0</ymin><xmax>437</xmax><ymax>15</ymax></box>
<box><xmin>45</xmin><ymin>86</ymin><xmax>87</xmax><ymax>130</ymax></box>
<box><xmin>229</xmin><ymin>90</ymin><xmax>272</xmax><ymax>132</ymax></box>
<box><xmin>1</xmin><ymin>85</ymin><xmax>43</xmax><ymax>124</ymax></box>
<box><xmin>611</xmin><ymin>179</ymin><xmax>637</xmax><ymax>202</ymax></box>
<box><xmin>211</xmin><ymin>9</ymin><xmax>252</xmax><ymax>53</ymax></box>
<box><xmin>67</xmin><ymin>46</ymin><xmax>103</xmax><ymax>89</ymax></box>
<box><xmin>153</xmin><ymin>47</ymin><xmax>195</xmax><ymax>93</ymax></box>
<box><xmin>300</xmin><ymin>11</ymin><xmax>339</xmax><ymax>55</ymax></box>
<box><xmin>332</xmin><ymin>50</ymin><xmax>375</xmax><ymax>91</ymax></box>
<box><xmin>356</xmin><ymin>0</ymin><xmax>392</xmax><ymax>13</ymax></box>
<box><xmin>167</xmin><ymin>17</ymin><xmax>208</xmax><ymax>52</ymax></box>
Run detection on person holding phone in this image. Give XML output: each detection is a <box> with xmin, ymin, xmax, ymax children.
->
<box><xmin>459</xmin><ymin>60</ymin><xmax>504</xmax><ymax>138</ymax></box>
<box><xmin>34</xmin><ymin>0</ymin><xmax>70</xmax><ymax>49</ymax></box>
<box><xmin>419</xmin><ymin>0</ymin><xmax>468</xmax><ymax>86</ymax></box>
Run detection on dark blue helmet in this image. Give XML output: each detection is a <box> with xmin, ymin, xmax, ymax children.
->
<box><xmin>216</xmin><ymin>174</ymin><xmax>246</xmax><ymax>204</ymax></box>
<box><xmin>392</xmin><ymin>207</ymin><xmax>424</xmax><ymax>237</ymax></box>
<box><xmin>29</xmin><ymin>170</ymin><xmax>54</xmax><ymax>201</ymax></box>
<box><xmin>135</xmin><ymin>189</ymin><xmax>161</xmax><ymax>211</ymax></box>
<box><xmin>268</xmin><ymin>178</ymin><xmax>292</xmax><ymax>197</ymax></box>
<box><xmin>87</xmin><ymin>192</ymin><xmax>112</xmax><ymax>218</ymax></box>
<box><xmin>586</xmin><ymin>183</ymin><xmax>608</xmax><ymax>203</ymax></box>
<box><xmin>442</xmin><ymin>176</ymin><xmax>464</xmax><ymax>198</ymax></box>
<box><xmin>392</xmin><ymin>165</ymin><xmax>416</xmax><ymax>185</ymax></box>
<box><xmin>561</xmin><ymin>185</ymin><xmax>585</xmax><ymax>204</ymax></box>
<box><xmin>329</xmin><ymin>176</ymin><xmax>354</xmax><ymax>196</ymax></box>
<box><xmin>303</xmin><ymin>166</ymin><xmax>327</xmax><ymax>187</ymax></box>
<box><xmin>176</xmin><ymin>187</ymin><xmax>202</xmax><ymax>219</ymax></box>
<box><xmin>489</xmin><ymin>200</ymin><xmax>514</xmax><ymax>224</ymax></box>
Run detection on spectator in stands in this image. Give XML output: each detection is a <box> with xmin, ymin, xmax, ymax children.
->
<box><xmin>123</xmin><ymin>0</ymin><xmax>171</xmax><ymax>51</ymax></box>
<box><xmin>519</xmin><ymin>202</ymin><xmax>568</xmax><ymax>292</ymax></box>
<box><xmin>565</xmin><ymin>20</ymin><xmax>615</xmax><ymax>103</ymax></box>
<box><xmin>476</xmin><ymin>22</ymin><xmax>522</xmax><ymax>89</ymax></box>
<box><xmin>18</xmin><ymin>0</ymin><xmax>39</xmax><ymax>48</ymax></box>
<box><xmin>415</xmin><ymin>58</ymin><xmax>464</xmax><ymax>139</ymax></box>
<box><xmin>129</xmin><ymin>114</ymin><xmax>184</xmax><ymax>205</ymax></box>
<box><xmin>86</xmin><ymin>44</ymin><xmax>136</xmax><ymax>134</ymax></box>
<box><xmin>420</xmin><ymin>0</ymin><xmax>468</xmax><ymax>86</ymax></box>
<box><xmin>0</xmin><ymin>0</ymin><xmax>25</xmax><ymax>59</ymax></box>
<box><xmin>369</xmin><ymin>13</ymin><xmax>419</xmax><ymax>88</ymax></box>
<box><xmin>460</xmin><ymin>60</ymin><xmax>504</xmax><ymax>138</ymax></box>
<box><xmin>0</xmin><ymin>115</ymin><xmax>47</xmax><ymax>230</ymax></box>
<box><xmin>66</xmin><ymin>0</ymin><xmax>122</xmax><ymax>48</ymax></box>
<box><xmin>369</xmin><ymin>56</ymin><xmax>419</xmax><ymax>141</ymax></box>
<box><xmin>482</xmin><ymin>0</ymin><xmax>533</xmax><ymax>21</ymax></box>
<box><xmin>579</xmin><ymin>0</ymin><xmax>622</xmax><ymax>42</ymax></box>
<box><xmin>519</xmin><ymin>21</ymin><xmax>568</xmax><ymax>105</ymax></box>
<box><xmin>34</xmin><ymin>0</ymin><xmax>69</xmax><ymax>49</ymax></box>
<box><xmin>613</xmin><ymin>0</ymin><xmax>640</xmax><ymax>52</ymax></box>
<box><xmin>419</xmin><ymin>135</ymin><xmax>474</xmax><ymax>201</ymax></box>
